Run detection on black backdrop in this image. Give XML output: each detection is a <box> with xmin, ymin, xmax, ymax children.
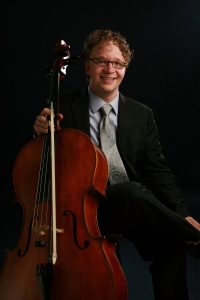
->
<box><xmin>1</xmin><ymin>0</ymin><xmax>200</xmax><ymax>297</ymax></box>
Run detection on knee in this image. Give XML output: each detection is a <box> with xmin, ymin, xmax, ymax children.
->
<box><xmin>106</xmin><ymin>181</ymin><xmax>149</xmax><ymax>204</ymax></box>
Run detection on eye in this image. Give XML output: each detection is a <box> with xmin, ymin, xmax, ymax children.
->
<box><xmin>113</xmin><ymin>61</ymin><xmax>126</xmax><ymax>69</ymax></box>
<box><xmin>113</xmin><ymin>62</ymin><xmax>121</xmax><ymax>67</ymax></box>
<box><xmin>96</xmin><ymin>60</ymin><xmax>108</xmax><ymax>67</ymax></box>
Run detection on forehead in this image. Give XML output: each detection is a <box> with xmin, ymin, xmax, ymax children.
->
<box><xmin>90</xmin><ymin>41</ymin><xmax>123</xmax><ymax>59</ymax></box>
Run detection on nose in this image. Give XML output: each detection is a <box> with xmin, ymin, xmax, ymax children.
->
<box><xmin>107</xmin><ymin>62</ymin><xmax>114</xmax><ymax>68</ymax></box>
<box><xmin>104</xmin><ymin>62</ymin><xmax>114</xmax><ymax>72</ymax></box>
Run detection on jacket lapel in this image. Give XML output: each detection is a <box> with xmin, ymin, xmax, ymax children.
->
<box><xmin>117</xmin><ymin>94</ymin><xmax>132</xmax><ymax>150</ymax></box>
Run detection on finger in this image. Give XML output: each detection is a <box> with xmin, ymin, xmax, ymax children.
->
<box><xmin>57</xmin><ymin>113</ymin><xmax>64</xmax><ymax>121</ymax></box>
<box><xmin>36</xmin><ymin>114</ymin><xmax>49</xmax><ymax>124</ymax></box>
<box><xmin>40</xmin><ymin>107</ymin><xmax>51</xmax><ymax>117</ymax></box>
<box><xmin>34</xmin><ymin>115</ymin><xmax>49</xmax><ymax>135</ymax></box>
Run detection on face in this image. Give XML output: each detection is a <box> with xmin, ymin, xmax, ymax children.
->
<box><xmin>85</xmin><ymin>41</ymin><xmax>126</xmax><ymax>102</ymax></box>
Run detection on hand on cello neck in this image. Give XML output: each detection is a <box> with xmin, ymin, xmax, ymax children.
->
<box><xmin>34</xmin><ymin>107</ymin><xmax>63</xmax><ymax>136</ymax></box>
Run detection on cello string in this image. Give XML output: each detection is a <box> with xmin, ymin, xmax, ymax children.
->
<box><xmin>32</xmin><ymin>136</ymin><xmax>47</xmax><ymax>230</ymax></box>
<box><xmin>31</xmin><ymin>134</ymin><xmax>53</xmax><ymax>262</ymax></box>
<box><xmin>32</xmin><ymin>136</ymin><xmax>50</xmax><ymax>238</ymax></box>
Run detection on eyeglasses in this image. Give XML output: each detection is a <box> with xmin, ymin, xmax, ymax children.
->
<box><xmin>88</xmin><ymin>58</ymin><xmax>127</xmax><ymax>69</ymax></box>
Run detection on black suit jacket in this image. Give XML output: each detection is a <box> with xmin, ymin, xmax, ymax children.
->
<box><xmin>59</xmin><ymin>88</ymin><xmax>190</xmax><ymax>218</ymax></box>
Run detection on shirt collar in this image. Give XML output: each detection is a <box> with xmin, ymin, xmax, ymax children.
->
<box><xmin>88</xmin><ymin>87</ymin><xmax>119</xmax><ymax>115</ymax></box>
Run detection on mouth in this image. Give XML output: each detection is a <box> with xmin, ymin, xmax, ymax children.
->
<box><xmin>100</xmin><ymin>75</ymin><xmax>116</xmax><ymax>82</ymax></box>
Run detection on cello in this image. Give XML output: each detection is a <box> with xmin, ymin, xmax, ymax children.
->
<box><xmin>0</xmin><ymin>40</ymin><xmax>128</xmax><ymax>300</ymax></box>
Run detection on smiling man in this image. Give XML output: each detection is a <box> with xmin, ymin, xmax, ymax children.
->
<box><xmin>34</xmin><ymin>29</ymin><xmax>200</xmax><ymax>300</ymax></box>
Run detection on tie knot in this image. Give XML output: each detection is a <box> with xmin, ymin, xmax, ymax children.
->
<box><xmin>100</xmin><ymin>103</ymin><xmax>112</xmax><ymax>116</ymax></box>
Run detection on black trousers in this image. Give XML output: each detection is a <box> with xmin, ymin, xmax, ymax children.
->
<box><xmin>98</xmin><ymin>182</ymin><xmax>200</xmax><ymax>300</ymax></box>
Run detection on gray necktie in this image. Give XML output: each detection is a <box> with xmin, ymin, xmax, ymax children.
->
<box><xmin>100</xmin><ymin>103</ymin><xmax>129</xmax><ymax>185</ymax></box>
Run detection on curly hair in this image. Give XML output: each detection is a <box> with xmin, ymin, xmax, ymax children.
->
<box><xmin>82</xmin><ymin>29</ymin><xmax>134</xmax><ymax>67</ymax></box>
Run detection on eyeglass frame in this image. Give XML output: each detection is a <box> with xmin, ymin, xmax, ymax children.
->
<box><xmin>87</xmin><ymin>58</ymin><xmax>127</xmax><ymax>69</ymax></box>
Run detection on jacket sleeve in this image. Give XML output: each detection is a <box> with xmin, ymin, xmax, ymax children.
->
<box><xmin>140</xmin><ymin>108</ymin><xmax>190</xmax><ymax>217</ymax></box>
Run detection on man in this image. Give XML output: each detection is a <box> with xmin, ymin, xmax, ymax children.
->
<box><xmin>34</xmin><ymin>29</ymin><xmax>200</xmax><ymax>300</ymax></box>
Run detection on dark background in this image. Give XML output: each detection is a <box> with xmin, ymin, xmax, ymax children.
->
<box><xmin>1</xmin><ymin>0</ymin><xmax>200</xmax><ymax>299</ymax></box>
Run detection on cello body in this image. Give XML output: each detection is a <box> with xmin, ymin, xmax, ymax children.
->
<box><xmin>0</xmin><ymin>129</ymin><xmax>128</xmax><ymax>300</ymax></box>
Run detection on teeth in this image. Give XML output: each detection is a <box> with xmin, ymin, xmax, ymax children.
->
<box><xmin>100</xmin><ymin>76</ymin><xmax>115</xmax><ymax>80</ymax></box>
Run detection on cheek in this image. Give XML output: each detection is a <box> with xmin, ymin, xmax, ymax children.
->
<box><xmin>118</xmin><ymin>70</ymin><xmax>126</xmax><ymax>81</ymax></box>
<box><xmin>120</xmin><ymin>69</ymin><xmax>126</xmax><ymax>78</ymax></box>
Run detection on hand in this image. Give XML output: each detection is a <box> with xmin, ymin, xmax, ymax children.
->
<box><xmin>34</xmin><ymin>107</ymin><xmax>63</xmax><ymax>136</ymax></box>
<box><xmin>185</xmin><ymin>216</ymin><xmax>200</xmax><ymax>245</ymax></box>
